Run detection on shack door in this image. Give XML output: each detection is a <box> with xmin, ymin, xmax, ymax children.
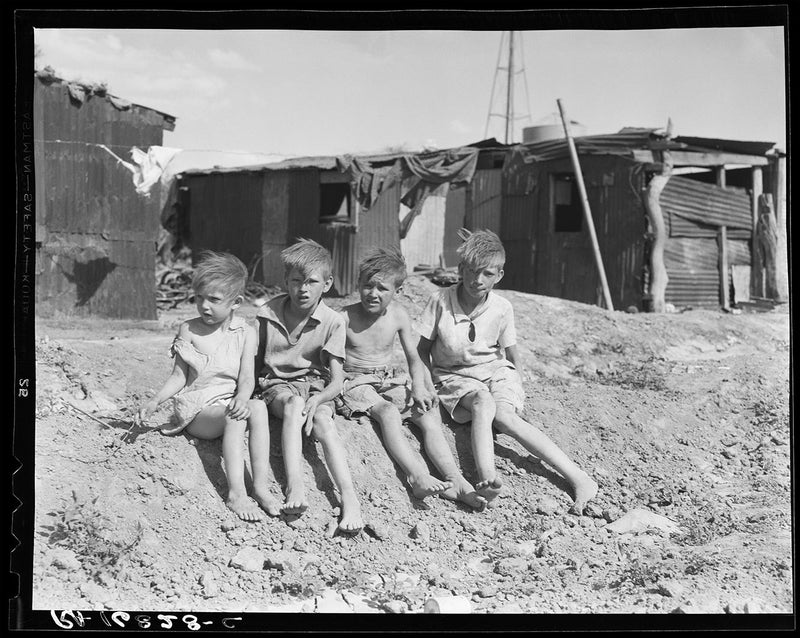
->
<box><xmin>545</xmin><ymin>173</ymin><xmax>598</xmax><ymax>304</ymax></box>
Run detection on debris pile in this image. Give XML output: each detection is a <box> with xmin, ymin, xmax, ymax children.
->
<box><xmin>413</xmin><ymin>264</ymin><xmax>460</xmax><ymax>287</ymax></box>
<box><xmin>155</xmin><ymin>250</ymin><xmax>281</xmax><ymax>310</ymax></box>
<box><xmin>155</xmin><ymin>256</ymin><xmax>194</xmax><ymax>310</ymax></box>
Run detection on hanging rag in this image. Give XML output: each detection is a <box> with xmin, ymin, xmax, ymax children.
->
<box><xmin>397</xmin><ymin>147</ymin><xmax>479</xmax><ymax>238</ymax></box>
<box><xmin>338</xmin><ymin>147</ymin><xmax>479</xmax><ymax>239</ymax></box>
<box><xmin>97</xmin><ymin>145</ymin><xmax>182</xmax><ymax>197</ymax></box>
<box><xmin>129</xmin><ymin>146</ymin><xmax>183</xmax><ymax>197</ymax></box>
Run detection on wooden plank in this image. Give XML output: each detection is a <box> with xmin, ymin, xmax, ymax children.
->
<box><xmin>715</xmin><ymin>166</ymin><xmax>726</xmax><ymax>187</ymax></box>
<box><xmin>719</xmin><ymin>225</ymin><xmax>729</xmax><ymax>309</ymax></box>
<box><xmin>669</xmin><ymin>151</ymin><xmax>769</xmax><ymax>167</ymax></box>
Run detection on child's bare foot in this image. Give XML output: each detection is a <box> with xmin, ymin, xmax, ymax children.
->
<box><xmin>253</xmin><ymin>486</ymin><xmax>281</xmax><ymax>517</ymax></box>
<box><xmin>281</xmin><ymin>485</ymin><xmax>308</xmax><ymax>515</ymax></box>
<box><xmin>409</xmin><ymin>474</ymin><xmax>453</xmax><ymax>500</ymax></box>
<box><xmin>569</xmin><ymin>473</ymin><xmax>599</xmax><ymax>515</ymax></box>
<box><xmin>475</xmin><ymin>476</ymin><xmax>503</xmax><ymax>507</ymax></box>
<box><xmin>337</xmin><ymin>493</ymin><xmax>363</xmax><ymax>535</ymax></box>
<box><xmin>226</xmin><ymin>494</ymin><xmax>266</xmax><ymax>522</ymax></box>
<box><xmin>441</xmin><ymin>478</ymin><xmax>488</xmax><ymax>512</ymax></box>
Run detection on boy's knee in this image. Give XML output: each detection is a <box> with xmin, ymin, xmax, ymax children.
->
<box><xmin>247</xmin><ymin>399</ymin><xmax>268</xmax><ymax>416</ymax></box>
<box><xmin>285</xmin><ymin>395</ymin><xmax>305</xmax><ymax>412</ymax></box>
<box><xmin>472</xmin><ymin>389</ymin><xmax>495</xmax><ymax>407</ymax></box>
<box><xmin>494</xmin><ymin>404</ymin><xmax>520</xmax><ymax>433</ymax></box>
<box><xmin>312</xmin><ymin>413</ymin><xmax>337</xmax><ymax>439</ymax></box>
<box><xmin>370</xmin><ymin>400</ymin><xmax>399</xmax><ymax>422</ymax></box>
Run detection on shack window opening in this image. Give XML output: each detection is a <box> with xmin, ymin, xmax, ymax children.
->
<box><xmin>553</xmin><ymin>173</ymin><xmax>583</xmax><ymax>233</ymax></box>
<box><xmin>319</xmin><ymin>182</ymin><xmax>351</xmax><ymax>222</ymax></box>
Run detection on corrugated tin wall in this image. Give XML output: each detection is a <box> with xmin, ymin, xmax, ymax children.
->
<box><xmin>184</xmin><ymin>172</ymin><xmax>265</xmax><ymax>276</ymax></box>
<box><xmin>34</xmin><ymin>79</ymin><xmax>168</xmax><ymax>318</ymax></box>
<box><xmin>401</xmin><ymin>185</ymin><xmax>448</xmax><ymax>271</ymax></box>
<box><xmin>468</xmin><ymin>169</ymin><xmax>503</xmax><ymax>234</ymax></box>
<box><xmin>661</xmin><ymin>175</ymin><xmax>753</xmax><ymax>308</ymax></box>
<box><xmin>443</xmin><ymin>185</ymin><xmax>466</xmax><ymax>268</ymax></box>
<box><xmin>500</xmin><ymin>156</ymin><xmax>646</xmax><ymax>309</ymax></box>
<box><xmin>261</xmin><ymin>172</ymin><xmax>290</xmax><ymax>286</ymax></box>
<box><xmin>289</xmin><ymin>169</ymin><xmax>401</xmax><ymax>295</ymax></box>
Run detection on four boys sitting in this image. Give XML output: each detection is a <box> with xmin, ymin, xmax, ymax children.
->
<box><xmin>139</xmin><ymin>230</ymin><xmax>596</xmax><ymax>533</ymax></box>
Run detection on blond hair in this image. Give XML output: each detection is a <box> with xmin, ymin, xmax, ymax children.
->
<box><xmin>280</xmin><ymin>238</ymin><xmax>333</xmax><ymax>279</ymax></box>
<box><xmin>457</xmin><ymin>229</ymin><xmax>505</xmax><ymax>269</ymax></box>
<box><xmin>358</xmin><ymin>247</ymin><xmax>407</xmax><ymax>287</ymax></box>
<box><xmin>192</xmin><ymin>250</ymin><xmax>248</xmax><ymax>299</ymax></box>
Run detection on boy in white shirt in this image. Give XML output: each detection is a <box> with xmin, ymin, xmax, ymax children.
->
<box><xmin>416</xmin><ymin>230</ymin><xmax>598</xmax><ymax>513</ymax></box>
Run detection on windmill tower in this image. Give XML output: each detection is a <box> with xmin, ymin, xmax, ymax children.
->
<box><xmin>484</xmin><ymin>31</ymin><xmax>533</xmax><ymax>144</ymax></box>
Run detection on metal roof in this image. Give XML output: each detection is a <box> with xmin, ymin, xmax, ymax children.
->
<box><xmin>673</xmin><ymin>136</ymin><xmax>776</xmax><ymax>157</ymax></box>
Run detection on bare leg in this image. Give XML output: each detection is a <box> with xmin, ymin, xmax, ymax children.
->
<box><xmin>270</xmin><ymin>395</ymin><xmax>308</xmax><ymax>515</ymax></box>
<box><xmin>455</xmin><ymin>390</ymin><xmax>503</xmax><ymax>506</ymax></box>
<box><xmin>312</xmin><ymin>406</ymin><xmax>363</xmax><ymax>534</ymax></box>
<box><xmin>369</xmin><ymin>401</ymin><xmax>450</xmax><ymax>500</ymax></box>
<box><xmin>410</xmin><ymin>410</ymin><xmax>486</xmax><ymax>511</ymax></box>
<box><xmin>187</xmin><ymin>406</ymin><xmax>264</xmax><ymax>522</ymax></box>
<box><xmin>247</xmin><ymin>399</ymin><xmax>280</xmax><ymax>517</ymax></box>
<box><xmin>494</xmin><ymin>404</ymin><xmax>598</xmax><ymax>513</ymax></box>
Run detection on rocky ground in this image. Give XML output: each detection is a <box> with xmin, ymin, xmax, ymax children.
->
<box><xmin>29</xmin><ymin>276</ymin><xmax>791</xmax><ymax>615</ymax></box>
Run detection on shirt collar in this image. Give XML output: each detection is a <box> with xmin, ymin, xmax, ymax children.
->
<box><xmin>447</xmin><ymin>284</ymin><xmax>492</xmax><ymax>322</ymax></box>
<box><xmin>227</xmin><ymin>315</ymin><xmax>246</xmax><ymax>331</ymax></box>
<box><xmin>259</xmin><ymin>294</ymin><xmax>329</xmax><ymax>330</ymax></box>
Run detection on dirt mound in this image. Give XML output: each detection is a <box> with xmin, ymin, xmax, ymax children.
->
<box><xmin>29</xmin><ymin>276</ymin><xmax>791</xmax><ymax>614</ymax></box>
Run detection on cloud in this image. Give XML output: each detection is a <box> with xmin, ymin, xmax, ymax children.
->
<box><xmin>208</xmin><ymin>48</ymin><xmax>260</xmax><ymax>71</ymax></box>
<box><xmin>103</xmin><ymin>34</ymin><xmax>122</xmax><ymax>51</ymax></box>
<box><xmin>449</xmin><ymin>119</ymin><xmax>472</xmax><ymax>135</ymax></box>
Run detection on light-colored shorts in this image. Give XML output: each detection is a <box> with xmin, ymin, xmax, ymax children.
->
<box><xmin>436</xmin><ymin>364</ymin><xmax>525</xmax><ymax>424</ymax></box>
<box><xmin>334</xmin><ymin>366</ymin><xmax>422</xmax><ymax>420</ymax></box>
<box><xmin>255</xmin><ymin>375</ymin><xmax>335</xmax><ymax>415</ymax></box>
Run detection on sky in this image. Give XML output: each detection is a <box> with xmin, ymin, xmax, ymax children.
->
<box><xmin>32</xmin><ymin>26</ymin><xmax>787</xmax><ymax>161</ymax></box>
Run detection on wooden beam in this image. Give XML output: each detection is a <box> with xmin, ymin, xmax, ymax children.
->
<box><xmin>773</xmin><ymin>155</ymin><xmax>788</xmax><ymax>301</ymax></box>
<box><xmin>667</xmin><ymin>151</ymin><xmax>769</xmax><ymax>167</ymax></box>
<box><xmin>715</xmin><ymin>166</ymin><xmax>726</xmax><ymax>188</ymax></box>
<box><xmin>557</xmin><ymin>99</ymin><xmax>614</xmax><ymax>311</ymax></box>
<box><xmin>751</xmin><ymin>166</ymin><xmax>763</xmax><ymax>230</ymax></box>
<box><xmin>719</xmin><ymin>225</ymin><xmax>729</xmax><ymax>309</ymax></box>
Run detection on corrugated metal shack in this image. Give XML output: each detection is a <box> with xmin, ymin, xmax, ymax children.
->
<box><xmin>176</xmin><ymin>145</ymin><xmax>509</xmax><ymax>295</ymax></box>
<box><xmin>34</xmin><ymin>70</ymin><xmax>176</xmax><ymax>319</ymax></box>
<box><xmin>177</xmin><ymin>154</ymin><xmax>402</xmax><ymax>296</ymax></box>
<box><xmin>174</xmin><ymin>131</ymin><xmax>781</xmax><ymax>309</ymax></box>
<box><xmin>499</xmin><ymin>129</ymin><xmax>782</xmax><ymax>309</ymax></box>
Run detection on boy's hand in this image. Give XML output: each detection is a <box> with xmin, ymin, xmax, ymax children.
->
<box><xmin>301</xmin><ymin>396</ymin><xmax>321</xmax><ymax>435</ymax></box>
<box><xmin>411</xmin><ymin>383</ymin><xmax>438</xmax><ymax>412</ymax></box>
<box><xmin>226</xmin><ymin>396</ymin><xmax>251</xmax><ymax>421</ymax></box>
<box><xmin>135</xmin><ymin>399</ymin><xmax>159</xmax><ymax>426</ymax></box>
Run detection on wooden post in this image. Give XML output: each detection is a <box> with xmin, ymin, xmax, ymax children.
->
<box><xmin>715</xmin><ymin>166</ymin><xmax>726</xmax><ymax>188</ymax></box>
<box><xmin>556</xmin><ymin>99</ymin><xmax>614</xmax><ymax>311</ymax></box>
<box><xmin>756</xmin><ymin>194</ymin><xmax>779</xmax><ymax>300</ymax></box>
<box><xmin>718</xmin><ymin>225</ymin><xmax>729</xmax><ymax>309</ymax></box>
<box><xmin>751</xmin><ymin>166</ymin><xmax>764</xmax><ymax>297</ymax></box>
<box><xmin>643</xmin><ymin>152</ymin><xmax>672</xmax><ymax>313</ymax></box>
<box><xmin>772</xmin><ymin>154</ymin><xmax>788</xmax><ymax>301</ymax></box>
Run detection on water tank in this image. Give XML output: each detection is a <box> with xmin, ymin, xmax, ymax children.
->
<box><xmin>522</xmin><ymin>120</ymin><xmax>586</xmax><ymax>144</ymax></box>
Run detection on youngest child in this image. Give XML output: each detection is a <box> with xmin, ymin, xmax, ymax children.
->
<box><xmin>136</xmin><ymin>251</ymin><xmax>279</xmax><ymax>522</ymax></box>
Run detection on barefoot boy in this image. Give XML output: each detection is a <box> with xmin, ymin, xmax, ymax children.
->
<box><xmin>254</xmin><ymin>239</ymin><xmax>362</xmax><ymax>533</ymax></box>
<box><xmin>415</xmin><ymin>230</ymin><xmax>598</xmax><ymax>513</ymax></box>
<box><xmin>337</xmin><ymin>248</ymin><xmax>486</xmax><ymax>510</ymax></box>
<box><xmin>136</xmin><ymin>251</ymin><xmax>279</xmax><ymax>522</ymax></box>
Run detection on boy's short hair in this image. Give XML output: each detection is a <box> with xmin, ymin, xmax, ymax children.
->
<box><xmin>457</xmin><ymin>229</ymin><xmax>506</xmax><ymax>269</ymax></box>
<box><xmin>358</xmin><ymin>247</ymin><xmax>407</xmax><ymax>287</ymax></box>
<box><xmin>281</xmin><ymin>238</ymin><xmax>333</xmax><ymax>279</ymax></box>
<box><xmin>192</xmin><ymin>250</ymin><xmax>248</xmax><ymax>299</ymax></box>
